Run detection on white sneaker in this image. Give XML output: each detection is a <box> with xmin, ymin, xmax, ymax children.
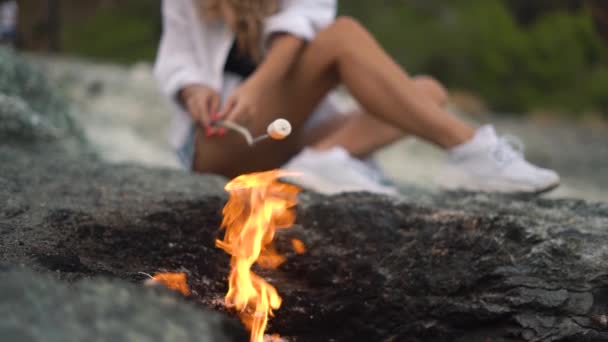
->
<box><xmin>437</xmin><ymin>125</ymin><xmax>560</xmax><ymax>194</ymax></box>
<box><xmin>281</xmin><ymin>147</ymin><xmax>400</xmax><ymax>197</ymax></box>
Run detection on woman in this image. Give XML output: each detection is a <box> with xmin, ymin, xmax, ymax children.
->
<box><xmin>155</xmin><ymin>0</ymin><xmax>559</xmax><ymax>195</ymax></box>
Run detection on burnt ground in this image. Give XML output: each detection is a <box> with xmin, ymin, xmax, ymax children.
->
<box><xmin>2</xmin><ymin>145</ymin><xmax>608</xmax><ymax>342</ymax></box>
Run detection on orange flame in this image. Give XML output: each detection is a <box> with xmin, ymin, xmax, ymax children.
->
<box><xmin>151</xmin><ymin>272</ymin><xmax>191</xmax><ymax>296</ymax></box>
<box><xmin>216</xmin><ymin>170</ymin><xmax>300</xmax><ymax>342</ymax></box>
<box><xmin>291</xmin><ymin>239</ymin><xmax>306</xmax><ymax>254</ymax></box>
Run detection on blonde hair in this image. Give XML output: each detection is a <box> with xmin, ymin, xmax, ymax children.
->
<box><xmin>200</xmin><ymin>0</ymin><xmax>279</xmax><ymax>61</ymax></box>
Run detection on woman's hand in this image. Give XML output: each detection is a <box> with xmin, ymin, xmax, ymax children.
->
<box><xmin>180</xmin><ymin>84</ymin><xmax>223</xmax><ymax>136</ymax></box>
<box><xmin>218</xmin><ymin>79</ymin><xmax>266</xmax><ymax>126</ymax></box>
<box><xmin>219</xmin><ymin>35</ymin><xmax>304</xmax><ymax>127</ymax></box>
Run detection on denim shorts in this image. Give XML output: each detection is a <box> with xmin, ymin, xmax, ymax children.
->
<box><xmin>176</xmin><ymin>124</ymin><xmax>197</xmax><ymax>170</ymax></box>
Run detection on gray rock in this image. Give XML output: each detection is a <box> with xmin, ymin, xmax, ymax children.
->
<box><xmin>0</xmin><ymin>48</ymin><xmax>85</xmax><ymax>152</ymax></box>
<box><xmin>0</xmin><ymin>93</ymin><xmax>59</xmax><ymax>142</ymax></box>
<box><xmin>0</xmin><ymin>48</ymin><xmax>71</xmax><ymax>130</ymax></box>
<box><xmin>0</xmin><ymin>269</ymin><xmax>247</xmax><ymax>342</ymax></box>
<box><xmin>2</xmin><ymin>146</ymin><xmax>608</xmax><ymax>342</ymax></box>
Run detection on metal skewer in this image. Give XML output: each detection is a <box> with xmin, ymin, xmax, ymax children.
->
<box><xmin>212</xmin><ymin>119</ymin><xmax>292</xmax><ymax>146</ymax></box>
<box><xmin>213</xmin><ymin>120</ymin><xmax>258</xmax><ymax>146</ymax></box>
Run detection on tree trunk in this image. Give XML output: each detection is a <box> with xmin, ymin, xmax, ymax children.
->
<box><xmin>588</xmin><ymin>0</ymin><xmax>608</xmax><ymax>47</ymax></box>
<box><xmin>47</xmin><ymin>0</ymin><xmax>61</xmax><ymax>52</ymax></box>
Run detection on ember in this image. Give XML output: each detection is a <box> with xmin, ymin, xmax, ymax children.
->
<box><xmin>217</xmin><ymin>170</ymin><xmax>300</xmax><ymax>342</ymax></box>
<box><xmin>145</xmin><ymin>272</ymin><xmax>191</xmax><ymax>296</ymax></box>
<box><xmin>291</xmin><ymin>239</ymin><xmax>306</xmax><ymax>255</ymax></box>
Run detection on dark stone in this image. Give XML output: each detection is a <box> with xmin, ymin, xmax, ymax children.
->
<box><xmin>2</xmin><ymin>146</ymin><xmax>608</xmax><ymax>341</ymax></box>
<box><xmin>0</xmin><ymin>269</ymin><xmax>248</xmax><ymax>342</ymax></box>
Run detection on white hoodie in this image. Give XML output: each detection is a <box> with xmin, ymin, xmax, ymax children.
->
<box><xmin>154</xmin><ymin>0</ymin><xmax>337</xmax><ymax>151</ymax></box>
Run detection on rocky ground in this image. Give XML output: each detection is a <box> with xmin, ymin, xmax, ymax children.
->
<box><xmin>3</xmin><ymin>136</ymin><xmax>608</xmax><ymax>341</ymax></box>
<box><xmin>2</xmin><ymin>49</ymin><xmax>608</xmax><ymax>341</ymax></box>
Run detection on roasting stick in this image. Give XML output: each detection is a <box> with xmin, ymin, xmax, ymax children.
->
<box><xmin>213</xmin><ymin>118</ymin><xmax>292</xmax><ymax>146</ymax></box>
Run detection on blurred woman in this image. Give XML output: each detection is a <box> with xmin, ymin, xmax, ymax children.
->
<box><xmin>155</xmin><ymin>0</ymin><xmax>559</xmax><ymax>195</ymax></box>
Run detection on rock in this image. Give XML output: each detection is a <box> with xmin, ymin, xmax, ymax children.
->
<box><xmin>2</xmin><ymin>146</ymin><xmax>608</xmax><ymax>342</ymax></box>
<box><xmin>0</xmin><ymin>48</ymin><xmax>86</xmax><ymax>155</ymax></box>
<box><xmin>0</xmin><ymin>93</ymin><xmax>59</xmax><ymax>142</ymax></box>
<box><xmin>0</xmin><ymin>48</ymin><xmax>77</xmax><ymax>138</ymax></box>
<box><xmin>0</xmin><ymin>269</ymin><xmax>247</xmax><ymax>342</ymax></box>
<box><xmin>26</xmin><ymin>54</ymin><xmax>180</xmax><ymax>168</ymax></box>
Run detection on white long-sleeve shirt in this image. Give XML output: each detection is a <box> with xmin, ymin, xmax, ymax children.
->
<box><xmin>154</xmin><ymin>0</ymin><xmax>337</xmax><ymax>150</ymax></box>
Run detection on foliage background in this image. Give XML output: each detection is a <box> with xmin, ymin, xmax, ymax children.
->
<box><xmin>343</xmin><ymin>0</ymin><xmax>608</xmax><ymax>115</ymax></box>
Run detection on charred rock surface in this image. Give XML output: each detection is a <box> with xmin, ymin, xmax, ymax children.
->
<box><xmin>2</xmin><ymin>146</ymin><xmax>608</xmax><ymax>342</ymax></box>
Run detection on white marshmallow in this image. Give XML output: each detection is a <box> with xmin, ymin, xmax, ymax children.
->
<box><xmin>267</xmin><ymin>119</ymin><xmax>292</xmax><ymax>140</ymax></box>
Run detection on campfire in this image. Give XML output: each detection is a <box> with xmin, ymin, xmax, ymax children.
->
<box><xmin>216</xmin><ymin>170</ymin><xmax>300</xmax><ymax>342</ymax></box>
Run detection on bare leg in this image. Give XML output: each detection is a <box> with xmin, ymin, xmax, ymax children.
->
<box><xmin>194</xmin><ymin>17</ymin><xmax>473</xmax><ymax>178</ymax></box>
<box><xmin>317</xmin><ymin>18</ymin><xmax>473</xmax><ymax>148</ymax></box>
<box><xmin>310</xmin><ymin>76</ymin><xmax>449</xmax><ymax>158</ymax></box>
<box><xmin>310</xmin><ymin>113</ymin><xmax>403</xmax><ymax>158</ymax></box>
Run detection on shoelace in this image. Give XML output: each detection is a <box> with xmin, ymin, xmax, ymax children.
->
<box><xmin>492</xmin><ymin>134</ymin><xmax>525</xmax><ymax>165</ymax></box>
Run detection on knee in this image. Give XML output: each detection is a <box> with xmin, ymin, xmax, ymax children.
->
<box><xmin>316</xmin><ymin>16</ymin><xmax>367</xmax><ymax>50</ymax></box>
<box><xmin>414</xmin><ymin>76</ymin><xmax>449</xmax><ymax>106</ymax></box>
<box><xmin>331</xmin><ymin>16</ymin><xmax>365</xmax><ymax>33</ymax></box>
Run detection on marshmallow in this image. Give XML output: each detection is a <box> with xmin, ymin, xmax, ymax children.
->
<box><xmin>267</xmin><ymin>118</ymin><xmax>292</xmax><ymax>140</ymax></box>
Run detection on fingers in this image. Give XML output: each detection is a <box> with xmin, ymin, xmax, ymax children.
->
<box><xmin>181</xmin><ymin>85</ymin><xmax>210</xmax><ymax>128</ymax></box>
<box><xmin>186</xmin><ymin>95</ymin><xmax>211</xmax><ymax>130</ymax></box>
<box><xmin>220</xmin><ymin>94</ymin><xmax>251</xmax><ymax>126</ymax></box>
<box><xmin>182</xmin><ymin>87</ymin><xmax>224</xmax><ymax>137</ymax></box>
<box><xmin>219</xmin><ymin>96</ymin><xmax>237</xmax><ymax>120</ymax></box>
<box><xmin>214</xmin><ymin>96</ymin><xmax>237</xmax><ymax>138</ymax></box>
<box><xmin>209</xmin><ymin>93</ymin><xmax>221</xmax><ymax>119</ymax></box>
<box><xmin>210</xmin><ymin>110</ymin><xmax>227</xmax><ymax>137</ymax></box>
<box><xmin>207</xmin><ymin>93</ymin><xmax>222</xmax><ymax>136</ymax></box>
<box><xmin>225</xmin><ymin>100</ymin><xmax>248</xmax><ymax>125</ymax></box>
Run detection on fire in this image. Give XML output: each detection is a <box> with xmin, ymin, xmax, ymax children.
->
<box><xmin>146</xmin><ymin>272</ymin><xmax>191</xmax><ymax>296</ymax></box>
<box><xmin>216</xmin><ymin>170</ymin><xmax>300</xmax><ymax>342</ymax></box>
<box><xmin>291</xmin><ymin>239</ymin><xmax>306</xmax><ymax>255</ymax></box>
